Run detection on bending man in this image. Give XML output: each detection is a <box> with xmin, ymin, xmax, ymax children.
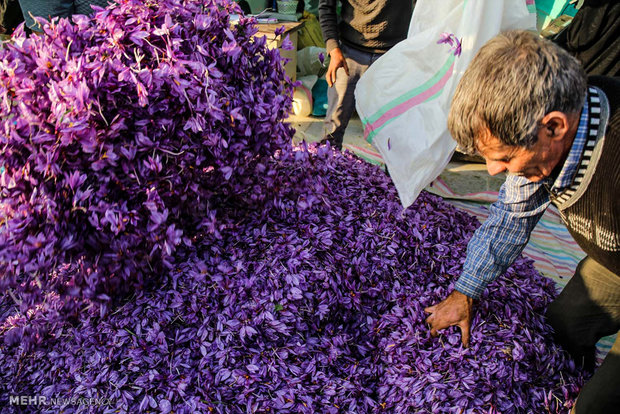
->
<box><xmin>425</xmin><ymin>30</ymin><xmax>619</xmax><ymax>413</ymax></box>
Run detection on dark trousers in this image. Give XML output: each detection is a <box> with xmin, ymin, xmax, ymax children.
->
<box><xmin>546</xmin><ymin>256</ymin><xmax>620</xmax><ymax>413</ymax></box>
<box><xmin>0</xmin><ymin>0</ymin><xmax>23</xmax><ymax>34</ymax></box>
<box><xmin>18</xmin><ymin>0</ymin><xmax>108</xmax><ymax>29</ymax></box>
<box><xmin>323</xmin><ymin>43</ymin><xmax>383</xmax><ymax>148</ymax></box>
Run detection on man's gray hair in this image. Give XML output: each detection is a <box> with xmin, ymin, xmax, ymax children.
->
<box><xmin>448</xmin><ymin>30</ymin><xmax>587</xmax><ymax>154</ymax></box>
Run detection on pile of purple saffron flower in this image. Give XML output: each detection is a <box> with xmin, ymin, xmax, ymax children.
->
<box><xmin>0</xmin><ymin>0</ymin><xmax>295</xmax><ymax>308</ymax></box>
<box><xmin>0</xmin><ymin>0</ymin><xmax>586</xmax><ymax>412</ymax></box>
<box><xmin>1</xmin><ymin>144</ymin><xmax>586</xmax><ymax>413</ymax></box>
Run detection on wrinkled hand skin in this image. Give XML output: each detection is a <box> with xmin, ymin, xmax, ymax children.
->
<box><xmin>425</xmin><ymin>290</ymin><xmax>475</xmax><ymax>347</ymax></box>
<box><xmin>326</xmin><ymin>47</ymin><xmax>349</xmax><ymax>87</ymax></box>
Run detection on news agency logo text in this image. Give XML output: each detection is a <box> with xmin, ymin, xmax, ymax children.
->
<box><xmin>10</xmin><ymin>395</ymin><xmax>111</xmax><ymax>407</ymax></box>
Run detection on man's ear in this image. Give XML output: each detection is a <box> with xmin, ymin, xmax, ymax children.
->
<box><xmin>541</xmin><ymin>111</ymin><xmax>571</xmax><ymax>141</ymax></box>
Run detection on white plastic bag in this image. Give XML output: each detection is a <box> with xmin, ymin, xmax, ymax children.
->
<box><xmin>296</xmin><ymin>46</ymin><xmax>327</xmax><ymax>77</ymax></box>
<box><xmin>354</xmin><ymin>0</ymin><xmax>536</xmax><ymax>208</ymax></box>
<box><xmin>292</xmin><ymin>75</ymin><xmax>317</xmax><ymax>117</ymax></box>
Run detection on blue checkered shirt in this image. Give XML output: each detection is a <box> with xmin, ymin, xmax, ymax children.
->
<box><xmin>454</xmin><ymin>99</ymin><xmax>590</xmax><ymax>299</ymax></box>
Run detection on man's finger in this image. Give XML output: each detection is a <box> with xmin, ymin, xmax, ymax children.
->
<box><xmin>429</xmin><ymin>327</ymin><xmax>438</xmax><ymax>337</ymax></box>
<box><xmin>342</xmin><ymin>60</ymin><xmax>350</xmax><ymax>76</ymax></box>
<box><xmin>459</xmin><ymin>322</ymin><xmax>471</xmax><ymax>348</ymax></box>
<box><xmin>424</xmin><ymin>305</ymin><xmax>436</xmax><ymax>314</ymax></box>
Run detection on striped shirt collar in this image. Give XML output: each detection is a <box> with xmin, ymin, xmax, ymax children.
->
<box><xmin>550</xmin><ymin>95</ymin><xmax>589</xmax><ymax>192</ymax></box>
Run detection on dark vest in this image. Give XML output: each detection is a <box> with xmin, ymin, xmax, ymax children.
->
<box><xmin>549</xmin><ymin>76</ymin><xmax>620</xmax><ymax>275</ymax></box>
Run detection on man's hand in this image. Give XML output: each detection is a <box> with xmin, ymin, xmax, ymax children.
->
<box><xmin>325</xmin><ymin>47</ymin><xmax>349</xmax><ymax>87</ymax></box>
<box><xmin>424</xmin><ymin>290</ymin><xmax>475</xmax><ymax>347</ymax></box>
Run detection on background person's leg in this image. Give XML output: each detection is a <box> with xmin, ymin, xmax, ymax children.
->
<box><xmin>18</xmin><ymin>0</ymin><xmax>74</xmax><ymax>30</ymax></box>
<box><xmin>0</xmin><ymin>0</ymin><xmax>23</xmax><ymax>35</ymax></box>
<box><xmin>75</xmin><ymin>0</ymin><xmax>109</xmax><ymax>15</ymax></box>
<box><xmin>323</xmin><ymin>44</ymin><xmax>373</xmax><ymax>150</ymax></box>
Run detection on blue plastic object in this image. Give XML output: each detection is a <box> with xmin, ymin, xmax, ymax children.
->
<box><xmin>311</xmin><ymin>78</ymin><xmax>328</xmax><ymax>117</ymax></box>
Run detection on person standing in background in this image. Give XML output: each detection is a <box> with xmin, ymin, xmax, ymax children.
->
<box><xmin>553</xmin><ymin>0</ymin><xmax>619</xmax><ymax>77</ymax></box>
<box><xmin>18</xmin><ymin>0</ymin><xmax>110</xmax><ymax>31</ymax></box>
<box><xmin>318</xmin><ymin>0</ymin><xmax>414</xmax><ymax>150</ymax></box>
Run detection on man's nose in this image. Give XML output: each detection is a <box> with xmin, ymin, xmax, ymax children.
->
<box><xmin>486</xmin><ymin>160</ymin><xmax>507</xmax><ymax>176</ymax></box>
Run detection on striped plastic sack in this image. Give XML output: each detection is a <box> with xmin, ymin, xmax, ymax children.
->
<box><xmin>354</xmin><ymin>0</ymin><xmax>536</xmax><ymax>208</ymax></box>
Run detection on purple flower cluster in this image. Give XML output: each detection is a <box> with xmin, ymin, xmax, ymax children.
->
<box><xmin>0</xmin><ymin>0</ymin><xmax>295</xmax><ymax>308</ymax></box>
<box><xmin>1</xmin><ymin>144</ymin><xmax>585</xmax><ymax>413</ymax></box>
<box><xmin>437</xmin><ymin>32</ymin><xmax>462</xmax><ymax>57</ymax></box>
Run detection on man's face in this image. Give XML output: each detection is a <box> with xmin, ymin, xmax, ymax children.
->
<box><xmin>476</xmin><ymin>128</ymin><xmax>564</xmax><ymax>182</ymax></box>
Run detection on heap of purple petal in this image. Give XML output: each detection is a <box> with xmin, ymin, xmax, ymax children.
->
<box><xmin>0</xmin><ymin>0</ymin><xmax>586</xmax><ymax>412</ymax></box>
<box><xmin>1</xmin><ymin>142</ymin><xmax>585</xmax><ymax>412</ymax></box>
<box><xmin>0</xmin><ymin>0</ymin><xmax>295</xmax><ymax>308</ymax></box>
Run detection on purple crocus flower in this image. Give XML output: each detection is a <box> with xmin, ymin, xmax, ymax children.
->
<box><xmin>437</xmin><ymin>32</ymin><xmax>462</xmax><ymax>57</ymax></box>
